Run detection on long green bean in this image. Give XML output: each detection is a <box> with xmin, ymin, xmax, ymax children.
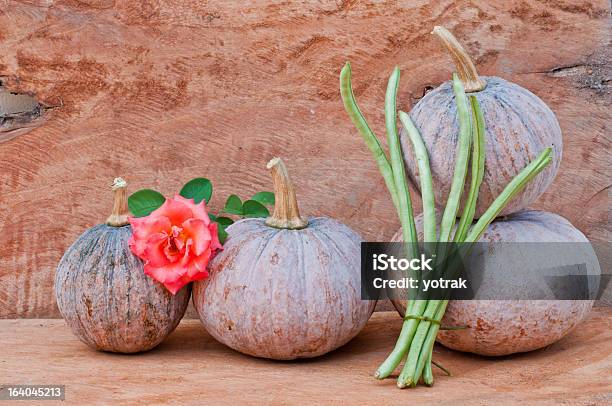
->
<box><xmin>340</xmin><ymin>62</ymin><xmax>400</xmax><ymax>212</ymax></box>
<box><xmin>385</xmin><ymin>67</ymin><xmax>419</xmax><ymax>259</ymax></box>
<box><xmin>398</xmin><ymin>75</ymin><xmax>473</xmax><ymax>388</ymax></box>
<box><xmin>374</xmin><ymin>310</ymin><xmax>423</xmax><ymax>379</ymax></box>
<box><xmin>407</xmin><ymin>146</ymin><xmax>552</xmax><ymax>387</ymax></box>
<box><xmin>465</xmin><ymin>148</ymin><xmax>552</xmax><ymax>243</ymax></box>
<box><xmin>399</xmin><ymin>111</ymin><xmax>436</xmax><ymax>244</ymax></box>
<box><xmin>340</xmin><ymin>64</ymin><xmax>423</xmax><ymax>380</ymax></box>
<box><xmin>454</xmin><ymin>95</ymin><xmax>486</xmax><ymax>242</ymax></box>
<box><xmin>412</xmin><ymin>300</ymin><xmax>448</xmax><ymax>384</ymax></box>
<box><xmin>342</xmin><ymin>62</ymin><xmax>554</xmax><ymax>390</ymax></box>
<box><xmin>397</xmin><ymin>299</ymin><xmax>443</xmax><ymax>387</ymax></box>
<box><xmin>438</xmin><ymin>74</ymin><xmax>472</xmax><ymax>243</ymax></box>
<box><xmin>411</xmin><ymin>147</ymin><xmax>552</xmax><ymax>387</ymax></box>
<box><xmin>423</xmin><ymin>349</ymin><xmax>434</xmax><ymax>386</ymax></box>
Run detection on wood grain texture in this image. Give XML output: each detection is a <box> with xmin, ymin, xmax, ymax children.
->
<box><xmin>1</xmin><ymin>310</ymin><xmax>611</xmax><ymax>404</ymax></box>
<box><xmin>0</xmin><ymin>1</ymin><xmax>609</xmax><ymax>317</ymax></box>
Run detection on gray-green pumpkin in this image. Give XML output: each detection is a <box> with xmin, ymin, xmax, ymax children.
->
<box><xmin>193</xmin><ymin>158</ymin><xmax>376</xmax><ymax>360</ymax></box>
<box><xmin>55</xmin><ymin>179</ymin><xmax>190</xmax><ymax>353</ymax></box>
<box><xmin>400</xmin><ymin>27</ymin><xmax>562</xmax><ymax>217</ymax></box>
<box><xmin>392</xmin><ymin>210</ymin><xmax>598</xmax><ymax>356</ymax></box>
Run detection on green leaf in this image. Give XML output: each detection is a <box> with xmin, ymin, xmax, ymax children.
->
<box><xmin>179</xmin><ymin>178</ymin><xmax>213</xmax><ymax>204</ymax></box>
<box><xmin>209</xmin><ymin>214</ymin><xmax>231</xmax><ymax>243</ymax></box>
<box><xmin>242</xmin><ymin>200</ymin><xmax>269</xmax><ymax>218</ymax></box>
<box><xmin>128</xmin><ymin>189</ymin><xmax>166</xmax><ymax>217</ymax></box>
<box><xmin>215</xmin><ymin>216</ymin><xmax>234</xmax><ymax>226</ymax></box>
<box><xmin>251</xmin><ymin>191</ymin><xmax>275</xmax><ymax>206</ymax></box>
<box><xmin>224</xmin><ymin>194</ymin><xmax>243</xmax><ymax>215</ymax></box>
<box><xmin>217</xmin><ymin>224</ymin><xmax>228</xmax><ymax>244</ymax></box>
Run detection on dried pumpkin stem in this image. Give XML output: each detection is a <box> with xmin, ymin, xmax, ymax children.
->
<box><xmin>265</xmin><ymin>157</ymin><xmax>308</xmax><ymax>230</ymax></box>
<box><xmin>106</xmin><ymin>177</ymin><xmax>129</xmax><ymax>227</ymax></box>
<box><xmin>432</xmin><ymin>26</ymin><xmax>487</xmax><ymax>92</ymax></box>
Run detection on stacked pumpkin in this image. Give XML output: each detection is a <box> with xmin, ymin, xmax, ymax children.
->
<box><xmin>391</xmin><ymin>27</ymin><xmax>596</xmax><ymax>355</ymax></box>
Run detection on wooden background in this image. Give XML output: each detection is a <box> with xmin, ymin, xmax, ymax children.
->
<box><xmin>0</xmin><ymin>1</ymin><xmax>609</xmax><ymax>318</ymax></box>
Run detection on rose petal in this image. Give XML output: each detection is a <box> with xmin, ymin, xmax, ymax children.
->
<box><xmin>154</xmin><ymin>197</ymin><xmax>193</xmax><ymax>225</ymax></box>
<box><xmin>188</xmin><ymin>269</ymin><xmax>209</xmax><ymax>281</ymax></box>
<box><xmin>162</xmin><ymin>279</ymin><xmax>189</xmax><ymax>295</ymax></box>
<box><xmin>208</xmin><ymin>221</ymin><xmax>223</xmax><ymax>252</ymax></box>
<box><xmin>187</xmin><ymin>247</ymin><xmax>212</xmax><ymax>277</ymax></box>
<box><xmin>182</xmin><ymin>219</ymin><xmax>212</xmax><ymax>256</ymax></box>
<box><xmin>144</xmin><ymin>233</ymin><xmax>176</xmax><ymax>266</ymax></box>
<box><xmin>174</xmin><ymin>195</ymin><xmax>212</xmax><ymax>225</ymax></box>
<box><xmin>129</xmin><ymin>216</ymin><xmax>172</xmax><ymax>258</ymax></box>
<box><xmin>130</xmin><ymin>216</ymin><xmax>171</xmax><ymax>240</ymax></box>
<box><xmin>144</xmin><ymin>260</ymin><xmax>186</xmax><ymax>284</ymax></box>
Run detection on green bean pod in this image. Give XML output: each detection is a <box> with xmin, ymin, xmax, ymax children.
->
<box><xmin>454</xmin><ymin>96</ymin><xmax>486</xmax><ymax>242</ymax></box>
<box><xmin>466</xmin><ymin>148</ymin><xmax>553</xmax><ymax>243</ymax></box>
<box><xmin>339</xmin><ymin>62</ymin><xmax>400</xmax><ymax>213</ymax></box>
<box><xmin>399</xmin><ymin>111</ymin><xmax>436</xmax><ymax>244</ymax></box>
<box><xmin>385</xmin><ymin>67</ymin><xmax>419</xmax><ymax>259</ymax></box>
<box><xmin>438</xmin><ymin>74</ymin><xmax>472</xmax><ymax>244</ymax></box>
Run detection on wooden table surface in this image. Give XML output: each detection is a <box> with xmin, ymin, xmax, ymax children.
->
<box><xmin>2</xmin><ymin>310</ymin><xmax>611</xmax><ymax>405</ymax></box>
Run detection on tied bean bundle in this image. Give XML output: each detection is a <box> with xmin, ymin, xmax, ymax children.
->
<box><xmin>340</xmin><ymin>63</ymin><xmax>552</xmax><ymax>388</ymax></box>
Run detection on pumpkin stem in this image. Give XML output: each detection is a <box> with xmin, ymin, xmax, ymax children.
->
<box><xmin>265</xmin><ymin>158</ymin><xmax>308</xmax><ymax>230</ymax></box>
<box><xmin>432</xmin><ymin>26</ymin><xmax>487</xmax><ymax>92</ymax></box>
<box><xmin>106</xmin><ymin>177</ymin><xmax>130</xmax><ymax>227</ymax></box>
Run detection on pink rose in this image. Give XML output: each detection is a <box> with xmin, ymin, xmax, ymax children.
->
<box><xmin>129</xmin><ymin>195</ymin><xmax>222</xmax><ymax>294</ymax></box>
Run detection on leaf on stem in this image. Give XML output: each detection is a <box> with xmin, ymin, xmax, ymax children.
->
<box><xmin>217</xmin><ymin>224</ymin><xmax>229</xmax><ymax>244</ymax></box>
<box><xmin>179</xmin><ymin>178</ymin><xmax>213</xmax><ymax>204</ymax></box>
<box><xmin>128</xmin><ymin>189</ymin><xmax>166</xmax><ymax>217</ymax></box>
<box><xmin>251</xmin><ymin>191</ymin><xmax>275</xmax><ymax>206</ymax></box>
<box><xmin>223</xmin><ymin>194</ymin><xmax>243</xmax><ymax>215</ymax></box>
<box><xmin>214</xmin><ymin>216</ymin><xmax>234</xmax><ymax>226</ymax></box>
<box><xmin>242</xmin><ymin>200</ymin><xmax>269</xmax><ymax>218</ymax></box>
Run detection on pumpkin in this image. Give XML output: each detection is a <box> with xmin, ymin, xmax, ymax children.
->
<box><xmin>193</xmin><ymin>158</ymin><xmax>376</xmax><ymax>360</ymax></box>
<box><xmin>400</xmin><ymin>26</ymin><xmax>562</xmax><ymax>217</ymax></box>
<box><xmin>55</xmin><ymin>178</ymin><xmax>190</xmax><ymax>353</ymax></box>
<box><xmin>391</xmin><ymin>210</ymin><xmax>599</xmax><ymax>356</ymax></box>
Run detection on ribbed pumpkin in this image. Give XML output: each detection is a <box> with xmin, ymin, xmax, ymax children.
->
<box><xmin>400</xmin><ymin>27</ymin><xmax>562</xmax><ymax>217</ymax></box>
<box><xmin>392</xmin><ymin>210</ymin><xmax>598</xmax><ymax>356</ymax></box>
<box><xmin>193</xmin><ymin>158</ymin><xmax>375</xmax><ymax>360</ymax></box>
<box><xmin>55</xmin><ymin>179</ymin><xmax>190</xmax><ymax>353</ymax></box>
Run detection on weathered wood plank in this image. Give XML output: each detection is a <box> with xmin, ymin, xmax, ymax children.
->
<box><xmin>0</xmin><ymin>1</ymin><xmax>610</xmax><ymax>317</ymax></box>
<box><xmin>1</xmin><ymin>310</ymin><xmax>611</xmax><ymax>404</ymax></box>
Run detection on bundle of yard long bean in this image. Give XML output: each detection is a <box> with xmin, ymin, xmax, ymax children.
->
<box><xmin>340</xmin><ymin>63</ymin><xmax>552</xmax><ymax>388</ymax></box>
